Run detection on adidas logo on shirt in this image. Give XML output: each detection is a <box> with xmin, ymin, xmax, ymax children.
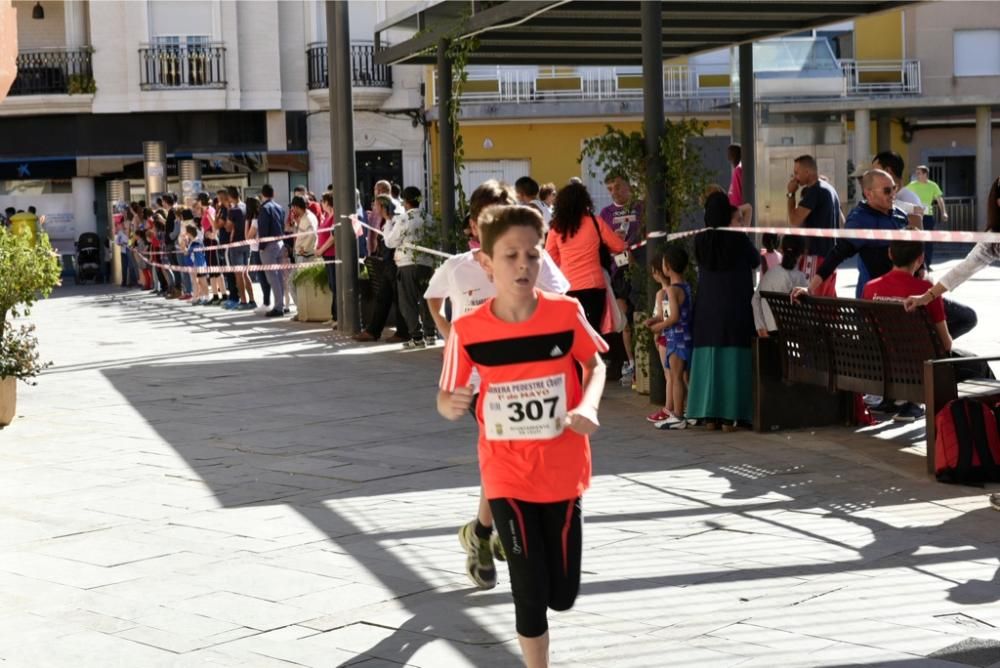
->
<box><xmin>550</xmin><ymin>345</ymin><xmax>563</xmax><ymax>357</ymax></box>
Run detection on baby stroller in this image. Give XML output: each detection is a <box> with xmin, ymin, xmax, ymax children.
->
<box><xmin>74</xmin><ymin>232</ymin><xmax>102</xmax><ymax>284</ymax></box>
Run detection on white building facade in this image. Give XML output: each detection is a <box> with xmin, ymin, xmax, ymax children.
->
<box><xmin>0</xmin><ymin>0</ymin><xmax>424</xmax><ymax>254</ymax></box>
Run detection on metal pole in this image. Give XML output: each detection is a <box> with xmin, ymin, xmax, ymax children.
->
<box><xmin>327</xmin><ymin>1</ymin><xmax>360</xmax><ymax>334</ymax></box>
<box><xmin>877</xmin><ymin>114</ymin><xmax>891</xmax><ymax>153</ymax></box>
<box><xmin>437</xmin><ymin>39</ymin><xmax>456</xmax><ymax>248</ymax></box>
<box><xmin>854</xmin><ymin>108</ymin><xmax>871</xmax><ymax>193</ymax></box>
<box><xmin>142</xmin><ymin>140</ymin><xmax>166</xmax><ymax>203</ymax></box>
<box><xmin>738</xmin><ymin>42</ymin><xmax>756</xmax><ymax>224</ymax></box>
<box><xmin>107</xmin><ymin>180</ymin><xmax>130</xmax><ymax>286</ymax></box>
<box><xmin>642</xmin><ymin>0</ymin><xmax>666</xmax><ymax>406</ymax></box>
<box><xmin>976</xmin><ymin>105</ymin><xmax>992</xmax><ymax>231</ymax></box>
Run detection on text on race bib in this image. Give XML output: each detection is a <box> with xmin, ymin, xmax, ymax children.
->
<box><xmin>483</xmin><ymin>373</ymin><xmax>567</xmax><ymax>441</ymax></box>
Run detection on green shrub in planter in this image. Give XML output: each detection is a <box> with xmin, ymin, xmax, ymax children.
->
<box><xmin>0</xmin><ymin>228</ymin><xmax>61</xmax><ymax>384</ymax></box>
<box><xmin>291</xmin><ymin>263</ymin><xmax>329</xmax><ymax>291</ymax></box>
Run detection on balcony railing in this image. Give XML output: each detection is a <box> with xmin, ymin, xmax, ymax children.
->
<box><xmin>139</xmin><ymin>43</ymin><xmax>226</xmax><ymax>90</ymax></box>
<box><xmin>433</xmin><ymin>65</ymin><xmax>732</xmax><ymax>105</ymax></box>
<box><xmin>9</xmin><ymin>48</ymin><xmax>93</xmax><ymax>96</ymax></box>
<box><xmin>842</xmin><ymin>59</ymin><xmax>921</xmax><ymax>96</ymax></box>
<box><xmin>306</xmin><ymin>42</ymin><xmax>392</xmax><ymax>90</ymax></box>
<box><xmin>943</xmin><ymin>196</ymin><xmax>977</xmax><ymax>232</ymax></box>
<box><xmin>432</xmin><ymin>59</ymin><xmax>922</xmax><ymax>106</ymax></box>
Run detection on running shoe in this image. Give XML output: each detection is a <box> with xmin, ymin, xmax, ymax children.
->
<box><xmin>223</xmin><ymin>300</ymin><xmax>239</xmax><ymax>309</ymax></box>
<box><xmin>424</xmin><ymin>336</ymin><xmax>438</xmax><ymax>347</ymax></box>
<box><xmin>237</xmin><ymin>302</ymin><xmax>254</xmax><ymax>310</ymax></box>
<box><xmin>620</xmin><ymin>361</ymin><xmax>635</xmax><ymax>387</ymax></box>
<box><xmin>458</xmin><ymin>520</ymin><xmax>497</xmax><ymax>590</ymax></box>
<box><xmin>655</xmin><ymin>415</ymin><xmax>688</xmax><ymax>430</ymax></box>
<box><xmin>247</xmin><ymin>301</ymin><xmax>258</xmax><ymax>309</ymax></box>
<box><xmin>403</xmin><ymin>339</ymin><xmax>426</xmax><ymax>350</ymax></box>
<box><xmin>892</xmin><ymin>402</ymin><xmax>925</xmax><ymax>423</ymax></box>
<box><xmin>647</xmin><ymin>409</ymin><xmax>671</xmax><ymax>423</ymax></box>
<box><xmin>490</xmin><ymin>533</ymin><xmax>506</xmax><ymax>562</ymax></box>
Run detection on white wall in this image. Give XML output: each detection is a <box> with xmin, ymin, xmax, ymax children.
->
<box><xmin>237</xmin><ymin>0</ymin><xmax>281</xmax><ymax>109</ymax></box>
<box><xmin>14</xmin><ymin>0</ymin><xmax>66</xmax><ymax>49</ymax></box>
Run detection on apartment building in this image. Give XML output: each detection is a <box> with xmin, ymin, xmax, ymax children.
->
<box><xmin>419</xmin><ymin>4</ymin><xmax>999</xmax><ymax>227</ymax></box>
<box><xmin>0</xmin><ymin>0</ymin><xmax>424</xmax><ymax>255</ymax></box>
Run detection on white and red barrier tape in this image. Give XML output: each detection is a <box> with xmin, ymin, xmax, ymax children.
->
<box><xmin>137</xmin><ymin>252</ymin><xmax>339</xmax><ymax>275</ymax></box>
<box><xmin>350</xmin><ymin>215</ymin><xmax>456</xmax><ymax>260</ymax></box>
<box><xmin>634</xmin><ymin>224</ymin><xmax>1000</xmax><ymax>249</ymax></box>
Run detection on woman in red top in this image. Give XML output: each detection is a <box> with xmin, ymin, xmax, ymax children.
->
<box><xmin>544</xmin><ymin>183</ymin><xmax>627</xmax><ymax>331</ymax></box>
<box><xmin>315</xmin><ymin>192</ymin><xmax>337</xmax><ymax>325</ymax></box>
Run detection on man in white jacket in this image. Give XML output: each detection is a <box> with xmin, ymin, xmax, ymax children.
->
<box><xmin>383</xmin><ymin>186</ymin><xmax>437</xmax><ymax>348</ymax></box>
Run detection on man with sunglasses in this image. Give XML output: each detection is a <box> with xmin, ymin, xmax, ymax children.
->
<box><xmin>797</xmin><ymin>169</ymin><xmax>907</xmax><ymax>299</ymax></box>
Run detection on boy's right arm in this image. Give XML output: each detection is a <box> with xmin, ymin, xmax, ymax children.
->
<box><xmin>427</xmin><ymin>298</ymin><xmax>450</xmax><ymax>340</ymax></box>
<box><xmin>437</xmin><ymin>385</ymin><xmax>474</xmax><ymax>420</ymax></box>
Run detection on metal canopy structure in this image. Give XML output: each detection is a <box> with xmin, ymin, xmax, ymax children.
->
<box><xmin>373</xmin><ymin>0</ymin><xmax>918</xmax><ymax>403</ymax></box>
<box><xmin>374</xmin><ymin>1</ymin><xmax>915</xmax><ymax>67</ymax></box>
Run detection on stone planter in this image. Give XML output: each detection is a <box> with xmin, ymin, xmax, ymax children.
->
<box><xmin>294</xmin><ymin>281</ymin><xmax>333</xmax><ymax>323</ymax></box>
<box><xmin>0</xmin><ymin>376</ymin><xmax>15</xmax><ymax>427</ymax></box>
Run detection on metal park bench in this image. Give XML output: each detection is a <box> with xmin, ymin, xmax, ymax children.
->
<box><xmin>755</xmin><ymin>292</ymin><xmax>1000</xmax><ymax>474</ymax></box>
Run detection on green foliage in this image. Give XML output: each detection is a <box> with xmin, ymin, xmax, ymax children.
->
<box><xmin>579</xmin><ymin>120</ymin><xmax>710</xmax><ymax>382</ymax></box>
<box><xmin>0</xmin><ymin>324</ymin><xmax>50</xmax><ymax>383</ymax></box>
<box><xmin>0</xmin><ymin>229</ymin><xmax>61</xmax><ymax>382</ymax></box>
<box><xmin>291</xmin><ymin>263</ymin><xmax>329</xmax><ymax>291</ymax></box>
<box><xmin>67</xmin><ymin>74</ymin><xmax>96</xmax><ymax>95</ymax></box>
<box><xmin>445</xmin><ymin>36</ymin><xmax>479</xmax><ymax>222</ymax></box>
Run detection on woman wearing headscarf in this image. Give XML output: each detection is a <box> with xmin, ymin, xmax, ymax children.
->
<box><xmin>686</xmin><ymin>191</ymin><xmax>761</xmax><ymax>431</ymax></box>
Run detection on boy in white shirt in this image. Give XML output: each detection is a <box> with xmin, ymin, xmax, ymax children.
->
<box><xmin>424</xmin><ymin>179</ymin><xmax>569</xmax><ymax>591</ymax></box>
<box><xmin>383</xmin><ymin>186</ymin><xmax>437</xmax><ymax>348</ymax></box>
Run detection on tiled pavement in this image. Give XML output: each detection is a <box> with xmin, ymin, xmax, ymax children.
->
<box><xmin>2</xmin><ymin>258</ymin><xmax>999</xmax><ymax>667</ymax></box>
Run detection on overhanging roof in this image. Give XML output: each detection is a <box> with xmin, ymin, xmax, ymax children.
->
<box><xmin>374</xmin><ymin>1</ymin><xmax>918</xmax><ymax>67</ymax></box>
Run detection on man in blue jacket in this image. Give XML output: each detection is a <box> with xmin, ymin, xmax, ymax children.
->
<box><xmin>805</xmin><ymin>169</ymin><xmax>907</xmax><ymax>298</ymax></box>
<box><xmin>257</xmin><ymin>184</ymin><xmax>287</xmax><ymax>318</ymax></box>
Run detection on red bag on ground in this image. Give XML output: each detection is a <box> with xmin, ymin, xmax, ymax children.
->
<box><xmin>934</xmin><ymin>398</ymin><xmax>1000</xmax><ymax>484</ymax></box>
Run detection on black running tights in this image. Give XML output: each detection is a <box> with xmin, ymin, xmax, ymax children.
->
<box><xmin>489</xmin><ymin>497</ymin><xmax>582</xmax><ymax>638</ymax></box>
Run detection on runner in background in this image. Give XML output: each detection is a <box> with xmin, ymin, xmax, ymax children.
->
<box><xmin>438</xmin><ymin>205</ymin><xmax>607</xmax><ymax>668</ymax></box>
<box><xmin>425</xmin><ymin>180</ymin><xmax>570</xmax><ymax>591</ymax></box>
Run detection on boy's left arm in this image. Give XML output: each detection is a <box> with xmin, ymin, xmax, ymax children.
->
<box><xmin>566</xmin><ymin>353</ymin><xmax>606</xmax><ymax>435</ymax></box>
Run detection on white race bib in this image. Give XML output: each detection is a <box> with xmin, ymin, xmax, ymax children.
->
<box><xmin>483</xmin><ymin>373</ymin><xmax>567</xmax><ymax>441</ymax></box>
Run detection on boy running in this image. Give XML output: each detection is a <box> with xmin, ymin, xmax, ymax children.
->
<box><xmin>438</xmin><ymin>205</ymin><xmax>607</xmax><ymax>668</ymax></box>
<box><xmin>424</xmin><ymin>181</ymin><xmax>569</xmax><ymax>590</ymax></box>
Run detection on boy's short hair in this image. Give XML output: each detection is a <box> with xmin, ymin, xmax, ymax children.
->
<box><xmin>261</xmin><ymin>184</ymin><xmax>275</xmax><ymax>198</ymax></box>
<box><xmin>514</xmin><ymin>176</ymin><xmax>540</xmax><ymax>198</ymax></box>
<box><xmin>469</xmin><ymin>179</ymin><xmax>516</xmax><ymax>223</ymax></box>
<box><xmin>478</xmin><ymin>205</ymin><xmax>544</xmax><ymax>256</ymax></box>
<box><xmin>402</xmin><ymin>186</ymin><xmax>421</xmax><ymax>206</ymax></box>
<box><xmin>889</xmin><ymin>237</ymin><xmax>924</xmax><ymax>268</ymax></box>
<box><xmin>226</xmin><ymin>186</ymin><xmax>241</xmax><ymax>200</ymax></box>
<box><xmin>290</xmin><ymin>196</ymin><xmax>308</xmax><ymax>211</ymax></box>
<box><xmin>662</xmin><ymin>244</ymin><xmax>689</xmax><ymax>274</ymax></box>
<box><xmin>603</xmin><ymin>171</ymin><xmax>625</xmax><ymax>185</ymax></box>
<box><xmin>184</xmin><ymin>222</ymin><xmax>199</xmax><ymax>237</ymax></box>
<box><xmin>539</xmin><ymin>183</ymin><xmax>556</xmax><ymax>201</ymax></box>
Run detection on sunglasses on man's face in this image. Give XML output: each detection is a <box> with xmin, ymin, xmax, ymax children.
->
<box><xmin>874</xmin><ymin>187</ymin><xmax>894</xmax><ymax>196</ymax></box>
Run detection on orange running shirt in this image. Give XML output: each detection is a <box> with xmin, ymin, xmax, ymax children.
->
<box><xmin>440</xmin><ymin>291</ymin><xmax>609</xmax><ymax>502</ymax></box>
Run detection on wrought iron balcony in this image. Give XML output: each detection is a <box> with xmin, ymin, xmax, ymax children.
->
<box><xmin>9</xmin><ymin>48</ymin><xmax>94</xmax><ymax>96</ymax></box>
<box><xmin>306</xmin><ymin>42</ymin><xmax>392</xmax><ymax>90</ymax></box>
<box><xmin>139</xmin><ymin>43</ymin><xmax>226</xmax><ymax>90</ymax></box>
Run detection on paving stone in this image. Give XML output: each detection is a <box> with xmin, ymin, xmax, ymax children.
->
<box><xmin>5</xmin><ymin>276</ymin><xmax>1000</xmax><ymax>666</ymax></box>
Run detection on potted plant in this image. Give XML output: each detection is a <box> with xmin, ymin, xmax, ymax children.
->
<box><xmin>0</xmin><ymin>227</ymin><xmax>61</xmax><ymax>426</ymax></box>
<box><xmin>291</xmin><ymin>263</ymin><xmax>333</xmax><ymax>322</ymax></box>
